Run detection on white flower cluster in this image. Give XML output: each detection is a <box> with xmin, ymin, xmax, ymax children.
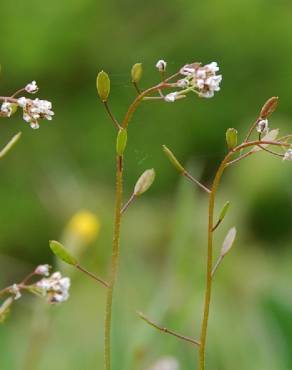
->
<box><xmin>17</xmin><ymin>97</ymin><xmax>54</xmax><ymax>129</ymax></box>
<box><xmin>179</xmin><ymin>61</ymin><xmax>222</xmax><ymax>98</ymax></box>
<box><xmin>0</xmin><ymin>81</ymin><xmax>54</xmax><ymax>129</ymax></box>
<box><xmin>36</xmin><ymin>272</ymin><xmax>70</xmax><ymax>304</ymax></box>
<box><xmin>159</xmin><ymin>60</ymin><xmax>222</xmax><ymax>103</ymax></box>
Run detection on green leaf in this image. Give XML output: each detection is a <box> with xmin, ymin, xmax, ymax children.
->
<box><xmin>220</xmin><ymin>227</ymin><xmax>237</xmax><ymax>257</ymax></box>
<box><xmin>49</xmin><ymin>240</ymin><xmax>78</xmax><ymax>266</ymax></box>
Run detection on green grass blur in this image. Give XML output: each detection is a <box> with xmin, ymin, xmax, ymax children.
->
<box><xmin>0</xmin><ymin>0</ymin><xmax>292</xmax><ymax>369</ymax></box>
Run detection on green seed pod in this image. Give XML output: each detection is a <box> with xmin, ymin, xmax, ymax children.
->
<box><xmin>260</xmin><ymin>96</ymin><xmax>278</xmax><ymax>119</ymax></box>
<box><xmin>134</xmin><ymin>169</ymin><xmax>155</xmax><ymax>196</ymax></box>
<box><xmin>96</xmin><ymin>71</ymin><xmax>110</xmax><ymax>102</ymax></box>
<box><xmin>49</xmin><ymin>240</ymin><xmax>78</xmax><ymax>266</ymax></box>
<box><xmin>219</xmin><ymin>201</ymin><xmax>230</xmax><ymax>222</ymax></box>
<box><xmin>220</xmin><ymin>227</ymin><xmax>236</xmax><ymax>257</ymax></box>
<box><xmin>131</xmin><ymin>63</ymin><xmax>143</xmax><ymax>83</ymax></box>
<box><xmin>162</xmin><ymin>145</ymin><xmax>185</xmax><ymax>173</ymax></box>
<box><xmin>116</xmin><ymin>128</ymin><xmax>128</xmax><ymax>155</ymax></box>
<box><xmin>226</xmin><ymin>128</ymin><xmax>238</xmax><ymax>150</ymax></box>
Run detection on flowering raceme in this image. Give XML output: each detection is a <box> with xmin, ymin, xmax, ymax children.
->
<box><xmin>161</xmin><ymin>60</ymin><xmax>222</xmax><ymax>102</ymax></box>
<box><xmin>0</xmin><ymin>80</ymin><xmax>54</xmax><ymax>129</ymax></box>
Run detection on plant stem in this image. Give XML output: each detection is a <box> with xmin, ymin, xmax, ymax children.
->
<box><xmin>76</xmin><ymin>264</ymin><xmax>109</xmax><ymax>288</ymax></box>
<box><xmin>198</xmin><ymin>138</ymin><xmax>289</xmax><ymax>370</ymax></box>
<box><xmin>104</xmin><ymin>155</ymin><xmax>123</xmax><ymax>370</ymax></box>
<box><xmin>138</xmin><ymin>312</ymin><xmax>200</xmax><ymax>347</ymax></box>
<box><xmin>198</xmin><ymin>152</ymin><xmax>231</xmax><ymax>370</ymax></box>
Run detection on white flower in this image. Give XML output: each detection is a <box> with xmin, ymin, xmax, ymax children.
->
<box><xmin>36</xmin><ymin>271</ymin><xmax>70</xmax><ymax>304</ymax></box>
<box><xmin>283</xmin><ymin>148</ymin><xmax>292</xmax><ymax>161</ymax></box>
<box><xmin>25</xmin><ymin>80</ymin><xmax>38</xmax><ymax>94</ymax></box>
<box><xmin>0</xmin><ymin>102</ymin><xmax>13</xmax><ymax>117</ymax></box>
<box><xmin>205</xmin><ymin>61</ymin><xmax>220</xmax><ymax>73</ymax></box>
<box><xmin>156</xmin><ymin>59</ymin><xmax>167</xmax><ymax>72</ymax></box>
<box><xmin>148</xmin><ymin>357</ymin><xmax>179</xmax><ymax>370</ymax></box>
<box><xmin>17</xmin><ymin>97</ymin><xmax>27</xmax><ymax>108</ymax></box>
<box><xmin>35</xmin><ymin>264</ymin><xmax>50</xmax><ymax>276</ymax></box>
<box><xmin>177</xmin><ymin>79</ymin><xmax>189</xmax><ymax>88</ymax></box>
<box><xmin>164</xmin><ymin>92</ymin><xmax>178</xmax><ymax>102</ymax></box>
<box><xmin>257</xmin><ymin>119</ymin><xmax>269</xmax><ymax>133</ymax></box>
<box><xmin>180</xmin><ymin>65</ymin><xmax>196</xmax><ymax>76</ymax></box>
<box><xmin>10</xmin><ymin>284</ymin><xmax>21</xmax><ymax>300</ymax></box>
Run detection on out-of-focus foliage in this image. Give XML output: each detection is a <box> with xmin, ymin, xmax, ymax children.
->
<box><xmin>0</xmin><ymin>0</ymin><xmax>292</xmax><ymax>369</ymax></box>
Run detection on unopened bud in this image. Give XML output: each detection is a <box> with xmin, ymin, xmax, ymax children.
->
<box><xmin>155</xmin><ymin>59</ymin><xmax>167</xmax><ymax>72</ymax></box>
<box><xmin>162</xmin><ymin>145</ymin><xmax>185</xmax><ymax>173</ymax></box>
<box><xmin>134</xmin><ymin>169</ymin><xmax>155</xmax><ymax>196</ymax></box>
<box><xmin>226</xmin><ymin>128</ymin><xmax>238</xmax><ymax>150</ymax></box>
<box><xmin>256</xmin><ymin>119</ymin><xmax>268</xmax><ymax>134</ymax></box>
<box><xmin>260</xmin><ymin>97</ymin><xmax>278</xmax><ymax>119</ymax></box>
<box><xmin>116</xmin><ymin>128</ymin><xmax>127</xmax><ymax>155</ymax></box>
<box><xmin>96</xmin><ymin>71</ymin><xmax>110</xmax><ymax>102</ymax></box>
<box><xmin>131</xmin><ymin>63</ymin><xmax>143</xmax><ymax>83</ymax></box>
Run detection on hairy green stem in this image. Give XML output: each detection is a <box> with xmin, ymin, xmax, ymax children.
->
<box><xmin>104</xmin><ymin>155</ymin><xmax>123</xmax><ymax>370</ymax></box>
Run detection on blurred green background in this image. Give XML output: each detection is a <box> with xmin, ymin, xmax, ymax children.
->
<box><xmin>0</xmin><ymin>0</ymin><xmax>292</xmax><ymax>369</ymax></box>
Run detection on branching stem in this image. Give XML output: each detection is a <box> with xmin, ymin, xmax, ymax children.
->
<box><xmin>138</xmin><ymin>312</ymin><xmax>200</xmax><ymax>347</ymax></box>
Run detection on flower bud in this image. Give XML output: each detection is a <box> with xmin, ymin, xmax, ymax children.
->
<box><xmin>134</xmin><ymin>169</ymin><xmax>155</xmax><ymax>196</ymax></box>
<box><xmin>116</xmin><ymin>128</ymin><xmax>128</xmax><ymax>155</ymax></box>
<box><xmin>96</xmin><ymin>71</ymin><xmax>110</xmax><ymax>102</ymax></box>
<box><xmin>131</xmin><ymin>63</ymin><xmax>143</xmax><ymax>83</ymax></box>
<box><xmin>162</xmin><ymin>145</ymin><xmax>185</xmax><ymax>173</ymax></box>
<box><xmin>226</xmin><ymin>128</ymin><xmax>238</xmax><ymax>150</ymax></box>
<box><xmin>49</xmin><ymin>240</ymin><xmax>78</xmax><ymax>266</ymax></box>
<box><xmin>156</xmin><ymin>59</ymin><xmax>167</xmax><ymax>72</ymax></box>
<box><xmin>260</xmin><ymin>96</ymin><xmax>278</xmax><ymax>119</ymax></box>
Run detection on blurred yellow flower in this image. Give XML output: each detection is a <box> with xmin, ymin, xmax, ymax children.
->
<box><xmin>66</xmin><ymin>210</ymin><xmax>100</xmax><ymax>245</ymax></box>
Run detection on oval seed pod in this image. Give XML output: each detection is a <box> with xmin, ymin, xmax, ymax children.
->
<box><xmin>226</xmin><ymin>128</ymin><xmax>238</xmax><ymax>150</ymax></box>
<box><xmin>260</xmin><ymin>97</ymin><xmax>278</xmax><ymax>119</ymax></box>
<box><xmin>134</xmin><ymin>169</ymin><xmax>155</xmax><ymax>196</ymax></box>
<box><xmin>131</xmin><ymin>63</ymin><xmax>143</xmax><ymax>83</ymax></box>
<box><xmin>116</xmin><ymin>129</ymin><xmax>128</xmax><ymax>155</ymax></box>
<box><xmin>162</xmin><ymin>145</ymin><xmax>185</xmax><ymax>173</ymax></box>
<box><xmin>96</xmin><ymin>71</ymin><xmax>110</xmax><ymax>102</ymax></box>
<box><xmin>49</xmin><ymin>240</ymin><xmax>78</xmax><ymax>266</ymax></box>
<box><xmin>220</xmin><ymin>227</ymin><xmax>236</xmax><ymax>257</ymax></box>
<box><xmin>219</xmin><ymin>201</ymin><xmax>230</xmax><ymax>222</ymax></box>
